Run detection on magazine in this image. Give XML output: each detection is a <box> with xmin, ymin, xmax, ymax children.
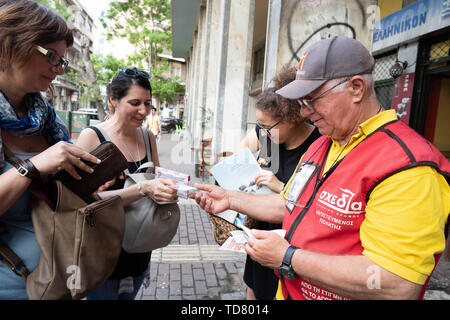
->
<box><xmin>210</xmin><ymin>147</ymin><xmax>273</xmax><ymax>194</ymax></box>
<box><xmin>209</xmin><ymin>147</ymin><xmax>275</xmax><ymax>227</ymax></box>
<box><xmin>220</xmin><ymin>229</ymin><xmax>286</xmax><ymax>253</ymax></box>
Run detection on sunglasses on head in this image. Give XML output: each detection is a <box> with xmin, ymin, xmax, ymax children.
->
<box><xmin>118</xmin><ymin>68</ymin><xmax>150</xmax><ymax>79</ymax></box>
<box><xmin>36</xmin><ymin>45</ymin><xmax>69</xmax><ymax>70</ymax></box>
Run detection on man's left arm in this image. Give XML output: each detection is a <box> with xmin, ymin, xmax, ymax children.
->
<box><xmin>246</xmin><ymin>166</ymin><xmax>449</xmax><ymax>300</ymax></box>
<box><xmin>245</xmin><ymin>230</ymin><xmax>422</xmax><ymax>300</ymax></box>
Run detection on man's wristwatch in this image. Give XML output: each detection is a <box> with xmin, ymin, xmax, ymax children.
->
<box><xmin>14</xmin><ymin>159</ymin><xmax>41</xmax><ymax>181</ymax></box>
<box><xmin>278</xmin><ymin>245</ymin><xmax>298</xmax><ymax>280</ymax></box>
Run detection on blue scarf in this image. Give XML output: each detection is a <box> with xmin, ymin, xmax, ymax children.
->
<box><xmin>0</xmin><ymin>90</ymin><xmax>70</xmax><ymax>168</ymax></box>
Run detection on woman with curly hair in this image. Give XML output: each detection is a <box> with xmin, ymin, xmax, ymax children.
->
<box><xmin>238</xmin><ymin>65</ymin><xmax>321</xmax><ymax>193</ymax></box>
<box><xmin>237</xmin><ymin>65</ymin><xmax>321</xmax><ymax>300</ymax></box>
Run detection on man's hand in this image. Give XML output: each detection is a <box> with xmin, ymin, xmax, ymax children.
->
<box><xmin>245</xmin><ymin>229</ymin><xmax>290</xmax><ymax>269</ymax></box>
<box><xmin>254</xmin><ymin>169</ymin><xmax>284</xmax><ymax>193</ymax></box>
<box><xmin>193</xmin><ymin>183</ymin><xmax>231</xmax><ymax>214</ymax></box>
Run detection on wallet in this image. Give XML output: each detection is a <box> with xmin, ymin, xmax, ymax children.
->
<box><xmin>54</xmin><ymin>141</ymin><xmax>128</xmax><ymax>203</ymax></box>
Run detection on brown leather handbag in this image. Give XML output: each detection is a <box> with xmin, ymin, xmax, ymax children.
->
<box><xmin>54</xmin><ymin>141</ymin><xmax>128</xmax><ymax>203</ymax></box>
<box><xmin>0</xmin><ymin>141</ymin><xmax>128</xmax><ymax>299</ymax></box>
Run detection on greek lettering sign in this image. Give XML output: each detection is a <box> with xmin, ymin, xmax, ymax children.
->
<box><xmin>391</xmin><ymin>73</ymin><xmax>415</xmax><ymax>125</ymax></box>
<box><xmin>373</xmin><ymin>0</ymin><xmax>450</xmax><ymax>52</ymax></box>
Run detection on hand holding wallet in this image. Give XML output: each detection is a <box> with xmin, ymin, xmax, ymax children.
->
<box><xmin>54</xmin><ymin>141</ymin><xmax>128</xmax><ymax>203</ymax></box>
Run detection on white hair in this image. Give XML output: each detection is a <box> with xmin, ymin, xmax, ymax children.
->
<box><xmin>325</xmin><ymin>74</ymin><xmax>375</xmax><ymax>96</ymax></box>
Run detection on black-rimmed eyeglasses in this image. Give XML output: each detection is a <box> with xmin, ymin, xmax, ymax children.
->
<box><xmin>36</xmin><ymin>45</ymin><xmax>69</xmax><ymax>70</ymax></box>
<box><xmin>256</xmin><ymin>119</ymin><xmax>281</xmax><ymax>136</ymax></box>
<box><xmin>297</xmin><ymin>77</ymin><xmax>350</xmax><ymax>110</ymax></box>
<box><xmin>119</xmin><ymin>67</ymin><xmax>150</xmax><ymax>79</ymax></box>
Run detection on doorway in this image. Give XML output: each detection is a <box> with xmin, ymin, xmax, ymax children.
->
<box><xmin>411</xmin><ymin>34</ymin><xmax>450</xmax><ymax>160</ymax></box>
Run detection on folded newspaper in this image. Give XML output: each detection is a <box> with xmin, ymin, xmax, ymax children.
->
<box><xmin>209</xmin><ymin>147</ymin><xmax>277</xmax><ymax>248</ymax></box>
<box><xmin>220</xmin><ymin>229</ymin><xmax>286</xmax><ymax>253</ymax></box>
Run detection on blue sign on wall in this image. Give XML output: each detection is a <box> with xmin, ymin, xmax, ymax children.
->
<box><xmin>373</xmin><ymin>0</ymin><xmax>450</xmax><ymax>52</ymax></box>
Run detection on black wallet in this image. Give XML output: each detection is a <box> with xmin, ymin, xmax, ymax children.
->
<box><xmin>54</xmin><ymin>141</ymin><xmax>128</xmax><ymax>203</ymax></box>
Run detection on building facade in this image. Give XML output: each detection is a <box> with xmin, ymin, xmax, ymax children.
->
<box><xmin>156</xmin><ymin>53</ymin><xmax>187</xmax><ymax>120</ymax></box>
<box><xmin>171</xmin><ymin>0</ymin><xmax>377</xmax><ymax>162</ymax></box>
<box><xmin>373</xmin><ymin>0</ymin><xmax>450</xmax><ymax>160</ymax></box>
<box><xmin>50</xmin><ymin>0</ymin><xmax>95</xmax><ymax>112</ymax></box>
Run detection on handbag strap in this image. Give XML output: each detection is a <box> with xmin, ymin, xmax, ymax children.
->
<box><xmin>140</xmin><ymin>126</ymin><xmax>152</xmax><ymax>162</ymax></box>
<box><xmin>0</xmin><ymin>238</ymin><xmax>30</xmax><ymax>280</ymax></box>
<box><xmin>133</xmin><ymin>161</ymin><xmax>154</xmax><ymax>173</ymax></box>
<box><xmin>0</xmin><ymin>148</ymin><xmax>34</xmax><ymax>280</ymax></box>
<box><xmin>3</xmin><ymin>146</ymin><xmax>21</xmax><ymax>166</ymax></box>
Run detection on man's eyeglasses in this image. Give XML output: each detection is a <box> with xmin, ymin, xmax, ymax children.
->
<box><xmin>256</xmin><ymin>119</ymin><xmax>281</xmax><ymax>136</ymax></box>
<box><xmin>119</xmin><ymin>67</ymin><xmax>150</xmax><ymax>79</ymax></box>
<box><xmin>297</xmin><ymin>77</ymin><xmax>350</xmax><ymax>110</ymax></box>
<box><xmin>36</xmin><ymin>45</ymin><xmax>69</xmax><ymax>70</ymax></box>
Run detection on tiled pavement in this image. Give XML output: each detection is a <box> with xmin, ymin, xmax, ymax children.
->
<box><xmin>135</xmin><ymin>201</ymin><xmax>248</xmax><ymax>300</ymax></box>
<box><xmin>135</xmin><ymin>133</ymin><xmax>248</xmax><ymax>300</ymax></box>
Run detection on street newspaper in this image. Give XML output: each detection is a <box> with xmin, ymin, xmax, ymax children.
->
<box><xmin>209</xmin><ymin>148</ymin><xmax>279</xmax><ymax>252</ymax></box>
<box><xmin>220</xmin><ymin>229</ymin><xmax>286</xmax><ymax>253</ymax></box>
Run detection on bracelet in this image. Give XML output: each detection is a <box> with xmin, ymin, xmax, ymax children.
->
<box><xmin>14</xmin><ymin>159</ymin><xmax>40</xmax><ymax>181</ymax></box>
<box><xmin>137</xmin><ymin>182</ymin><xmax>146</xmax><ymax>196</ymax></box>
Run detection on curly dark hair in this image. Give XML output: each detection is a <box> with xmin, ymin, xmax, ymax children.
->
<box><xmin>256</xmin><ymin>65</ymin><xmax>306</xmax><ymax>126</ymax></box>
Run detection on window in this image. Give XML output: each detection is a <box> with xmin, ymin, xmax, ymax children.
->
<box><xmin>402</xmin><ymin>0</ymin><xmax>420</xmax><ymax>8</ymax></box>
<box><xmin>253</xmin><ymin>46</ymin><xmax>265</xmax><ymax>83</ymax></box>
<box><xmin>373</xmin><ymin>52</ymin><xmax>397</xmax><ymax>109</ymax></box>
<box><xmin>79</xmin><ymin>14</ymin><xmax>85</xmax><ymax>26</ymax></box>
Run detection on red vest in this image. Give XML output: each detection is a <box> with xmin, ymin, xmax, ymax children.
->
<box><xmin>279</xmin><ymin>120</ymin><xmax>450</xmax><ymax>300</ymax></box>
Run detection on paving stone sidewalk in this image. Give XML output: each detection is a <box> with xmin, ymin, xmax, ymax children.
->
<box><xmin>135</xmin><ymin>201</ymin><xmax>248</xmax><ymax>300</ymax></box>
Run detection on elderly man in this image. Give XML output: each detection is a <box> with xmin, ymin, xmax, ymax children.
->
<box><xmin>195</xmin><ymin>36</ymin><xmax>449</xmax><ymax>300</ymax></box>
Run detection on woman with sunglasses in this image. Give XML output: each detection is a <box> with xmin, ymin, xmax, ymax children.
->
<box><xmin>0</xmin><ymin>1</ymin><xmax>104</xmax><ymax>299</ymax></box>
<box><xmin>234</xmin><ymin>66</ymin><xmax>321</xmax><ymax>300</ymax></box>
<box><xmin>76</xmin><ymin>67</ymin><xmax>178</xmax><ymax>300</ymax></box>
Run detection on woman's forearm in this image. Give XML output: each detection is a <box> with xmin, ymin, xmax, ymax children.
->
<box><xmin>98</xmin><ymin>184</ymin><xmax>142</xmax><ymax>208</ymax></box>
<box><xmin>0</xmin><ymin>168</ymin><xmax>32</xmax><ymax>216</ymax></box>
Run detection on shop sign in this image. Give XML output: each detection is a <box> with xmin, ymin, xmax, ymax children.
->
<box><xmin>391</xmin><ymin>73</ymin><xmax>415</xmax><ymax>124</ymax></box>
<box><xmin>373</xmin><ymin>0</ymin><xmax>450</xmax><ymax>52</ymax></box>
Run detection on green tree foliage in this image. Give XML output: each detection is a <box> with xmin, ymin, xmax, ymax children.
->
<box><xmin>91</xmin><ymin>54</ymin><xmax>125</xmax><ymax>87</ymax></box>
<box><xmin>35</xmin><ymin>0</ymin><xmax>71</xmax><ymax>20</ymax></box>
<box><xmin>101</xmin><ymin>0</ymin><xmax>185</xmax><ymax>106</ymax></box>
<box><xmin>36</xmin><ymin>0</ymin><xmax>107</xmax><ymax>117</ymax></box>
<box><xmin>68</xmin><ymin>54</ymin><xmax>125</xmax><ymax>118</ymax></box>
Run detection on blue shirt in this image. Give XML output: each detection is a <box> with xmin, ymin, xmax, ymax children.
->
<box><xmin>0</xmin><ymin>151</ymin><xmax>40</xmax><ymax>300</ymax></box>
